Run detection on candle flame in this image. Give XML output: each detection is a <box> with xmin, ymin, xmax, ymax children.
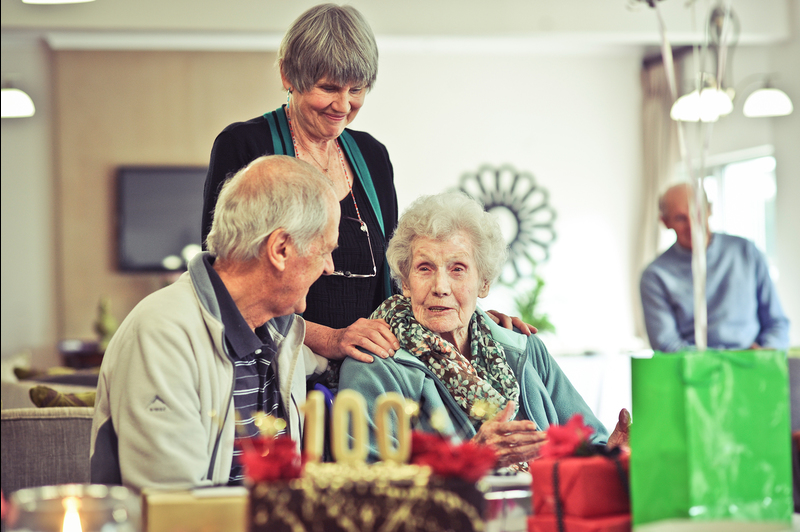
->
<box><xmin>62</xmin><ymin>496</ymin><xmax>83</xmax><ymax>532</ymax></box>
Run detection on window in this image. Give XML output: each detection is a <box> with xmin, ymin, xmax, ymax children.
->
<box><xmin>667</xmin><ymin>150</ymin><xmax>778</xmax><ymax>277</ymax></box>
<box><xmin>705</xmin><ymin>156</ymin><xmax>777</xmax><ymax>264</ymax></box>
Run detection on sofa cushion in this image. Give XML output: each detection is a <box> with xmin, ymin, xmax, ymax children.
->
<box><xmin>29</xmin><ymin>385</ymin><xmax>96</xmax><ymax>408</ymax></box>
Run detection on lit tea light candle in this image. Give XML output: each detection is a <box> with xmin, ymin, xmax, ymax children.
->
<box><xmin>8</xmin><ymin>484</ymin><xmax>139</xmax><ymax>532</ymax></box>
<box><xmin>62</xmin><ymin>496</ymin><xmax>82</xmax><ymax>532</ymax></box>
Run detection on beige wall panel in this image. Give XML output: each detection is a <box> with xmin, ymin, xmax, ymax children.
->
<box><xmin>53</xmin><ymin>50</ymin><xmax>284</xmax><ymax>339</ymax></box>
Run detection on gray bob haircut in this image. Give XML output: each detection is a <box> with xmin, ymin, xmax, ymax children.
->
<box><xmin>206</xmin><ymin>155</ymin><xmax>335</xmax><ymax>262</ymax></box>
<box><xmin>278</xmin><ymin>3</ymin><xmax>378</xmax><ymax>93</ymax></box>
<box><xmin>386</xmin><ymin>192</ymin><xmax>508</xmax><ymax>289</ymax></box>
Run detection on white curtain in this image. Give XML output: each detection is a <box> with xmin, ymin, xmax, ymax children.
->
<box><xmin>633</xmin><ymin>57</ymin><xmax>681</xmax><ymax>344</ymax></box>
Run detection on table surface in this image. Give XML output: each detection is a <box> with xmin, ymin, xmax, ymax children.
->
<box><xmin>634</xmin><ymin>514</ymin><xmax>799</xmax><ymax>531</ymax></box>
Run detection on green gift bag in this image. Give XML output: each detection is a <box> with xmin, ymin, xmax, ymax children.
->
<box><xmin>630</xmin><ymin>350</ymin><xmax>793</xmax><ymax>527</ymax></box>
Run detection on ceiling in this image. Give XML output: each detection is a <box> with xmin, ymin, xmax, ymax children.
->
<box><xmin>1</xmin><ymin>0</ymin><xmax>793</xmax><ymax>52</ymax></box>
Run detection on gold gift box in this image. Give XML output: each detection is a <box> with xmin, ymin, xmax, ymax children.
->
<box><xmin>142</xmin><ymin>486</ymin><xmax>248</xmax><ymax>532</ymax></box>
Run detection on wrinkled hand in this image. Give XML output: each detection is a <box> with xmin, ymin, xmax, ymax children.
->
<box><xmin>486</xmin><ymin>310</ymin><xmax>537</xmax><ymax>336</ymax></box>
<box><xmin>607</xmin><ymin>408</ymin><xmax>630</xmax><ymax>453</ymax></box>
<box><xmin>473</xmin><ymin>401</ymin><xmax>547</xmax><ymax>467</ymax></box>
<box><xmin>329</xmin><ymin>318</ymin><xmax>400</xmax><ymax>363</ymax></box>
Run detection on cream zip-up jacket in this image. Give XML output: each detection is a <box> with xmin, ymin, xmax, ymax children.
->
<box><xmin>90</xmin><ymin>252</ymin><xmax>327</xmax><ymax>491</ymax></box>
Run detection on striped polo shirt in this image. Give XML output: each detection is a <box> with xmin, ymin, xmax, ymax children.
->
<box><xmin>202</xmin><ymin>256</ymin><xmax>287</xmax><ymax>485</ymax></box>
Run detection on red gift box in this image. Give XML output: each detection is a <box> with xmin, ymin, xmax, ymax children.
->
<box><xmin>530</xmin><ymin>455</ymin><xmax>629</xmax><ymax>518</ymax></box>
<box><xmin>528</xmin><ymin>513</ymin><xmax>631</xmax><ymax>532</ymax></box>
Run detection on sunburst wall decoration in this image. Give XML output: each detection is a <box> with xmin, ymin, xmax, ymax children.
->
<box><xmin>458</xmin><ymin>164</ymin><xmax>557</xmax><ymax>284</ymax></box>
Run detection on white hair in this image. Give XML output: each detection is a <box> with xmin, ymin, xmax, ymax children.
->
<box><xmin>386</xmin><ymin>192</ymin><xmax>508</xmax><ymax>289</ymax></box>
<box><xmin>206</xmin><ymin>155</ymin><xmax>335</xmax><ymax>262</ymax></box>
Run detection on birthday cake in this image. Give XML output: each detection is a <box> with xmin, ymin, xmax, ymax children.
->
<box><xmin>248</xmin><ymin>462</ymin><xmax>486</xmax><ymax>532</ymax></box>
<box><xmin>244</xmin><ymin>392</ymin><xmax>499</xmax><ymax>532</ymax></box>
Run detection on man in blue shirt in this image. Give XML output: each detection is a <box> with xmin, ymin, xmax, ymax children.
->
<box><xmin>640</xmin><ymin>183</ymin><xmax>790</xmax><ymax>352</ymax></box>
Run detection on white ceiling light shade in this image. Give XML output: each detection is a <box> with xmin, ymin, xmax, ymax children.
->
<box><xmin>670</xmin><ymin>88</ymin><xmax>733</xmax><ymax>123</ymax></box>
<box><xmin>742</xmin><ymin>88</ymin><xmax>794</xmax><ymax>118</ymax></box>
<box><xmin>1</xmin><ymin>88</ymin><xmax>36</xmax><ymax>118</ymax></box>
<box><xmin>22</xmin><ymin>0</ymin><xmax>95</xmax><ymax>3</ymax></box>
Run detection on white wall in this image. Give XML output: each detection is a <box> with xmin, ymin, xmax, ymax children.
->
<box><xmin>356</xmin><ymin>49</ymin><xmax>645</xmax><ymax>355</ymax></box>
<box><xmin>2</xmin><ymin>1</ymin><xmax>798</xmax><ymax>366</ymax></box>
<box><xmin>0</xmin><ymin>40</ymin><xmax>646</xmax><ymax>361</ymax></box>
<box><xmin>770</xmin><ymin>1</ymin><xmax>800</xmax><ymax>347</ymax></box>
<box><xmin>0</xmin><ymin>35</ymin><xmax>60</xmax><ymax>367</ymax></box>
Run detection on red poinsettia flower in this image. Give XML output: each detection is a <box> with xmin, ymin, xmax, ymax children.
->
<box><xmin>410</xmin><ymin>431</ymin><xmax>498</xmax><ymax>483</ymax></box>
<box><xmin>238</xmin><ymin>435</ymin><xmax>303</xmax><ymax>482</ymax></box>
<box><xmin>539</xmin><ymin>414</ymin><xmax>595</xmax><ymax>459</ymax></box>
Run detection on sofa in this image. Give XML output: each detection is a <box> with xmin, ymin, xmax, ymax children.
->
<box><xmin>1</xmin><ymin>406</ymin><xmax>94</xmax><ymax>494</ymax></box>
<box><xmin>1</xmin><ymin>377</ymin><xmax>96</xmax><ymax>495</ymax></box>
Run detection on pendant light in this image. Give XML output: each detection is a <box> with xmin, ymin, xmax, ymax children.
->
<box><xmin>670</xmin><ymin>76</ymin><xmax>733</xmax><ymax>123</ymax></box>
<box><xmin>22</xmin><ymin>0</ymin><xmax>95</xmax><ymax>4</ymax></box>
<box><xmin>743</xmin><ymin>87</ymin><xmax>794</xmax><ymax>118</ymax></box>
<box><xmin>1</xmin><ymin>87</ymin><xmax>36</xmax><ymax>118</ymax></box>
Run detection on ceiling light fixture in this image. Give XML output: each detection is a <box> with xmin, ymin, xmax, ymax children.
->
<box><xmin>1</xmin><ymin>87</ymin><xmax>36</xmax><ymax>118</ymax></box>
<box><xmin>669</xmin><ymin>4</ymin><xmax>793</xmax><ymax>122</ymax></box>
<box><xmin>22</xmin><ymin>0</ymin><xmax>95</xmax><ymax>4</ymax></box>
<box><xmin>743</xmin><ymin>87</ymin><xmax>794</xmax><ymax>118</ymax></box>
<box><xmin>670</xmin><ymin>75</ymin><xmax>733</xmax><ymax>123</ymax></box>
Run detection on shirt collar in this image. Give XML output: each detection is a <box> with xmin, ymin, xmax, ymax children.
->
<box><xmin>673</xmin><ymin>232</ymin><xmax>716</xmax><ymax>256</ymax></box>
<box><xmin>202</xmin><ymin>254</ymin><xmax>272</xmax><ymax>360</ymax></box>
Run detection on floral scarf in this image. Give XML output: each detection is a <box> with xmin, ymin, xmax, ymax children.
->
<box><xmin>371</xmin><ymin>295</ymin><xmax>520</xmax><ymax>430</ymax></box>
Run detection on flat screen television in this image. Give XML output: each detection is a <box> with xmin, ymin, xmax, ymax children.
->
<box><xmin>116</xmin><ymin>166</ymin><xmax>207</xmax><ymax>272</ymax></box>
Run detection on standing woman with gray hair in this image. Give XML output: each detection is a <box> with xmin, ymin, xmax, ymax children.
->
<box><xmin>203</xmin><ymin>4</ymin><xmax>532</xmax><ymax>369</ymax></box>
<box><xmin>203</xmin><ymin>4</ymin><xmax>400</xmax><ymax>366</ymax></box>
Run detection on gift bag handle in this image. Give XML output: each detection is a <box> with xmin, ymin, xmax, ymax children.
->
<box><xmin>680</xmin><ymin>351</ymin><xmax>756</xmax><ymax>386</ymax></box>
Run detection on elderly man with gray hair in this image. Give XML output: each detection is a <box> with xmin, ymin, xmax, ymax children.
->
<box><xmin>91</xmin><ymin>155</ymin><xmax>339</xmax><ymax>491</ymax></box>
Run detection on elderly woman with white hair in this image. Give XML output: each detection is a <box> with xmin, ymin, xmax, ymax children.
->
<box><xmin>339</xmin><ymin>192</ymin><xmax>630</xmax><ymax>467</ymax></box>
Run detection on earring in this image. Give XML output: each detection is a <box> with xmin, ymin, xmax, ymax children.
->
<box><xmin>286</xmin><ymin>89</ymin><xmax>292</xmax><ymax>108</ymax></box>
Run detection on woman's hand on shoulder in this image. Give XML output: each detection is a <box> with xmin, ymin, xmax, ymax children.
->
<box><xmin>473</xmin><ymin>401</ymin><xmax>547</xmax><ymax>467</ymax></box>
<box><xmin>486</xmin><ymin>310</ymin><xmax>538</xmax><ymax>336</ymax></box>
<box><xmin>331</xmin><ymin>318</ymin><xmax>399</xmax><ymax>363</ymax></box>
<box><xmin>311</xmin><ymin>318</ymin><xmax>400</xmax><ymax>363</ymax></box>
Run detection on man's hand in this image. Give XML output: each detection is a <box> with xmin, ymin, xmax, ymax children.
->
<box><xmin>486</xmin><ymin>310</ymin><xmax>538</xmax><ymax>336</ymax></box>
<box><xmin>607</xmin><ymin>408</ymin><xmax>631</xmax><ymax>453</ymax></box>
<box><xmin>473</xmin><ymin>401</ymin><xmax>546</xmax><ymax>467</ymax></box>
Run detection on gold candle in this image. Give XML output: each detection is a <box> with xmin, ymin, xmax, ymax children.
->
<box><xmin>375</xmin><ymin>392</ymin><xmax>411</xmax><ymax>463</ymax></box>
<box><xmin>331</xmin><ymin>389</ymin><xmax>368</xmax><ymax>464</ymax></box>
<box><xmin>303</xmin><ymin>390</ymin><xmax>325</xmax><ymax>463</ymax></box>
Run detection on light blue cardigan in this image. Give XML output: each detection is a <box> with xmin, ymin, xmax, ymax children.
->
<box><xmin>338</xmin><ymin>310</ymin><xmax>609</xmax><ymax>461</ymax></box>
